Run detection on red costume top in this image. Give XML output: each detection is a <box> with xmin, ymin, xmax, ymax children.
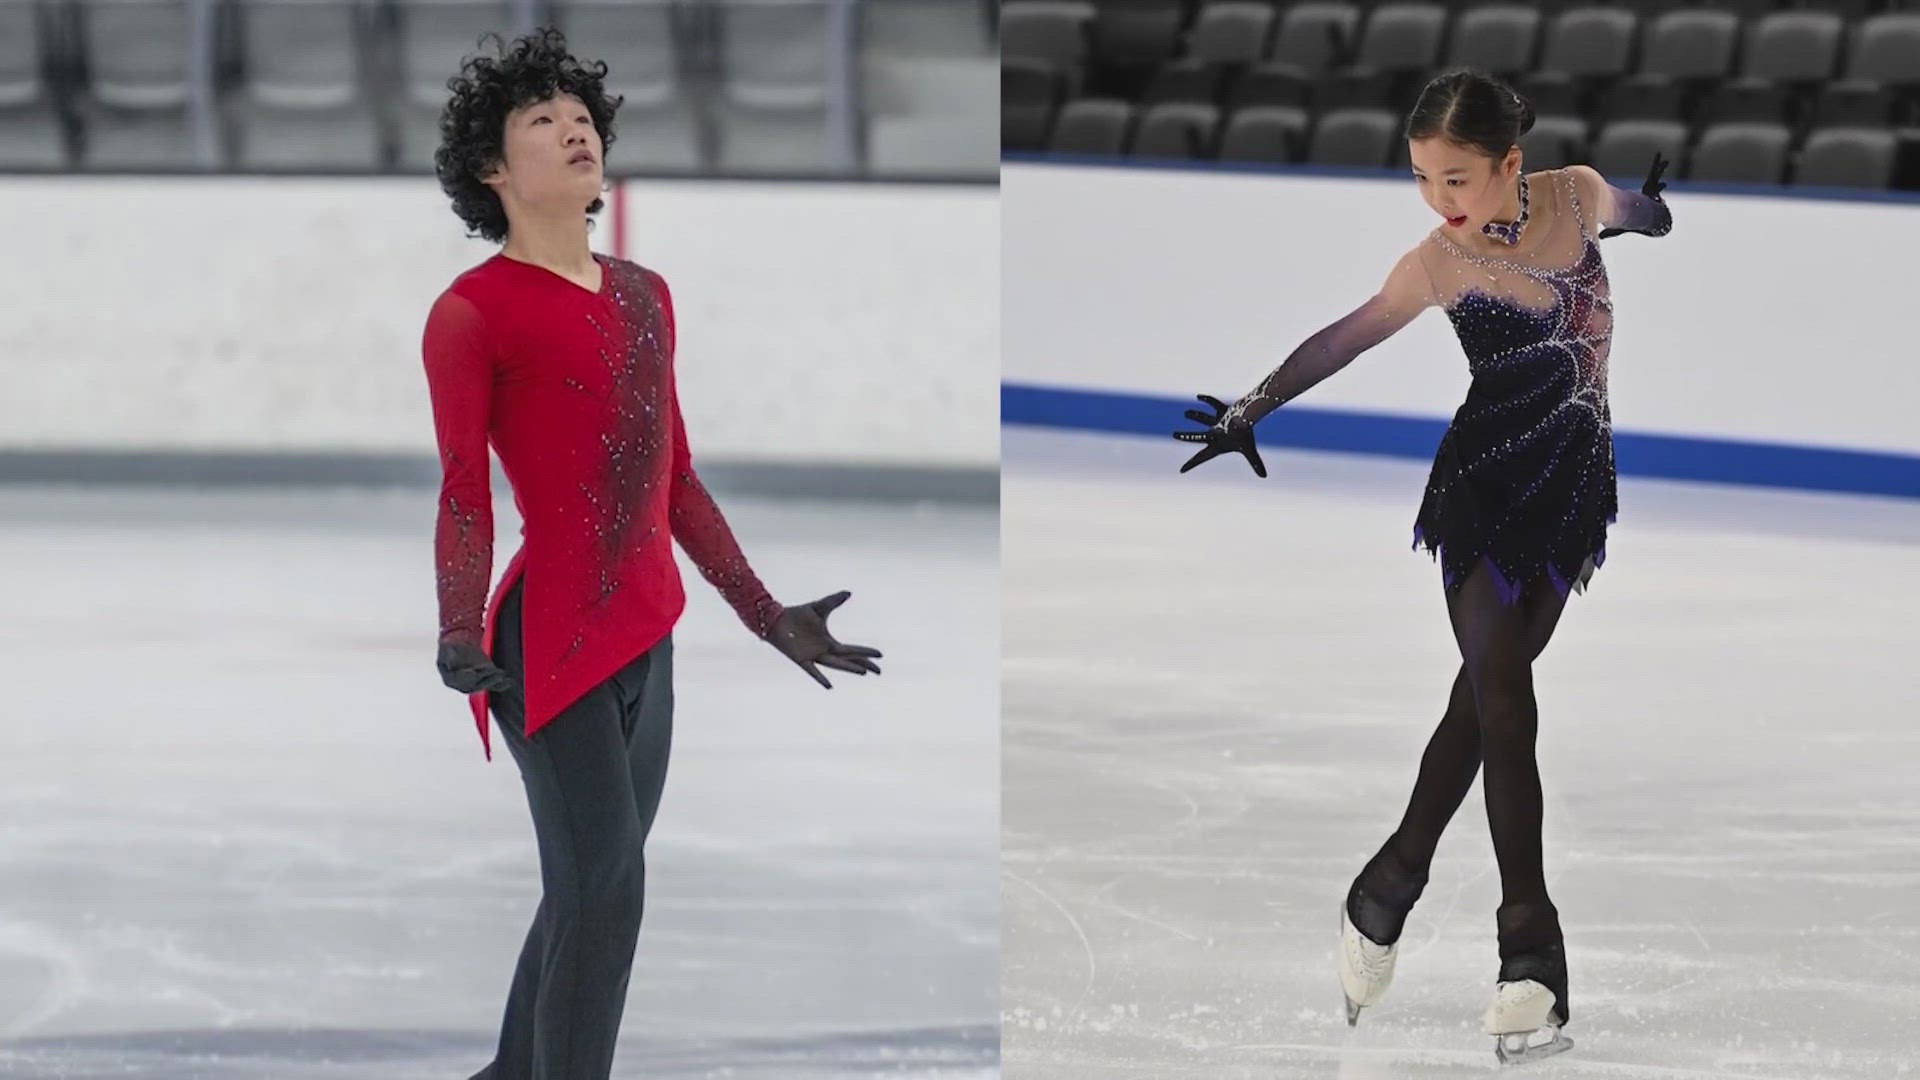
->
<box><xmin>422</xmin><ymin>252</ymin><xmax>782</xmax><ymax>759</ymax></box>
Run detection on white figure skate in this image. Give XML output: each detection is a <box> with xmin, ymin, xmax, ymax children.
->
<box><xmin>1485</xmin><ymin>977</ymin><xmax>1573</xmax><ymax>1065</ymax></box>
<box><xmin>1337</xmin><ymin>902</ymin><xmax>1397</xmax><ymax>1026</ymax></box>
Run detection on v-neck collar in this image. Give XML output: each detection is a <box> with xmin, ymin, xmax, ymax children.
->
<box><xmin>495</xmin><ymin>251</ymin><xmax>608</xmax><ymax>299</ymax></box>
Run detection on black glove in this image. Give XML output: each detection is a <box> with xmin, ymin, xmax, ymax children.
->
<box><xmin>1598</xmin><ymin>151</ymin><xmax>1670</xmax><ymax>239</ymax></box>
<box><xmin>437</xmin><ymin>640</ymin><xmax>517</xmax><ymax>694</ymax></box>
<box><xmin>1172</xmin><ymin>394</ymin><xmax>1267</xmax><ymax>477</ymax></box>
<box><xmin>767</xmin><ymin>591</ymin><xmax>883</xmax><ymax>689</ymax></box>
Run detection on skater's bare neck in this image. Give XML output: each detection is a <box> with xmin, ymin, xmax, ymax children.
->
<box><xmin>498</xmin><ymin>204</ymin><xmax>598</xmax><ymax>283</ymax></box>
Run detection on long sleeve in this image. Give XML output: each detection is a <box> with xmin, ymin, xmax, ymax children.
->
<box><xmin>421</xmin><ymin>290</ymin><xmax>495</xmax><ymax>648</ymax></box>
<box><xmin>1574</xmin><ymin>162</ymin><xmax>1672</xmax><ymax>238</ymax></box>
<box><xmin>648</xmin><ymin>273</ymin><xmax>784</xmax><ymax>639</ymax></box>
<box><xmin>667</xmin><ymin>399</ymin><xmax>784</xmax><ymax>638</ymax></box>
<box><xmin>1605</xmin><ymin>182</ymin><xmax>1672</xmax><ymax>237</ymax></box>
<box><xmin>1228</xmin><ymin>245</ymin><xmax>1437</xmax><ymax>428</ymax></box>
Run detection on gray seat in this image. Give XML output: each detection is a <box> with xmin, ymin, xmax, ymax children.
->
<box><xmin>76</xmin><ymin>0</ymin><xmax>208</xmax><ymax>169</ymax></box>
<box><xmin>0</xmin><ymin>0</ymin><xmax>71</xmax><ymax>168</ymax></box>
<box><xmin>719</xmin><ymin>0</ymin><xmax>831</xmax><ymax>109</ymax></box>
<box><xmin>865</xmin><ymin>55</ymin><xmax>995</xmax><ymax>176</ymax></box>
<box><xmin>1689</xmin><ymin>120</ymin><xmax>1790</xmax><ymax>184</ymax></box>
<box><xmin>1795</xmin><ymin>125</ymin><xmax>1896</xmax><ymax>189</ymax></box>
<box><xmin>1131</xmin><ymin>101</ymin><xmax>1219</xmax><ymax>159</ymax></box>
<box><xmin>1539</xmin><ymin>6</ymin><xmax>1636</xmax><ymax>80</ymax></box>
<box><xmin>555</xmin><ymin>0</ymin><xmax>698</xmax><ymax>173</ymax></box>
<box><xmin>1002</xmin><ymin>58</ymin><xmax>1059</xmax><ymax>152</ymax></box>
<box><xmin>1742</xmin><ymin>10</ymin><xmax>1843</xmax><ymax>84</ymax></box>
<box><xmin>226</xmin><ymin>0</ymin><xmax>380</xmax><ymax>170</ymax></box>
<box><xmin>392</xmin><ymin>0</ymin><xmax>515</xmax><ymax>171</ymax></box>
<box><xmin>1589</xmin><ymin>118</ymin><xmax>1685</xmax><ymax>183</ymax></box>
<box><xmin>862</xmin><ymin>0</ymin><xmax>991</xmax><ymax>61</ymax></box>
<box><xmin>1811</xmin><ymin>80</ymin><xmax>1895</xmax><ymax>128</ymax></box>
<box><xmin>1638</xmin><ymin>8</ymin><xmax>1737</xmax><ymax>81</ymax></box>
<box><xmin>1518</xmin><ymin>116</ymin><xmax>1588</xmax><ymax>170</ymax></box>
<box><xmin>1188</xmin><ymin>2</ymin><xmax>1275</xmax><ymax>66</ymax></box>
<box><xmin>1218</xmin><ymin>105</ymin><xmax>1308</xmax><ymax>162</ymax></box>
<box><xmin>1271</xmin><ymin>2</ymin><xmax>1361</xmax><ymax>77</ymax></box>
<box><xmin>1846</xmin><ymin>13</ymin><xmax>1920</xmax><ymax>89</ymax></box>
<box><xmin>1001</xmin><ymin>1</ymin><xmax>1093</xmax><ymax>70</ymax></box>
<box><xmin>1048</xmin><ymin>97</ymin><xmax>1131</xmax><ymax>156</ymax></box>
<box><xmin>1446</xmin><ymin>5</ymin><xmax>1539</xmax><ymax>76</ymax></box>
<box><xmin>1308</xmin><ymin>107</ymin><xmax>1396</xmax><ymax>167</ymax></box>
<box><xmin>1355</xmin><ymin>3</ymin><xmax>1446</xmax><ymax>75</ymax></box>
<box><xmin>714</xmin><ymin>0</ymin><xmax>843</xmax><ymax>174</ymax></box>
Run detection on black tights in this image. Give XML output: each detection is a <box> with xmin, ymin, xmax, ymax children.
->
<box><xmin>1352</xmin><ymin>559</ymin><xmax>1570</xmax><ymax>955</ymax></box>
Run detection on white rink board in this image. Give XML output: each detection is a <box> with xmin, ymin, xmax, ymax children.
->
<box><xmin>1003</xmin><ymin>161</ymin><xmax>1920</xmax><ymax>457</ymax></box>
<box><xmin>0</xmin><ymin>177</ymin><xmax>997</xmax><ymax>469</ymax></box>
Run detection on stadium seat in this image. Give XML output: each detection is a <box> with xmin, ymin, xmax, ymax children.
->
<box><xmin>1355</xmin><ymin>3</ymin><xmax>1448</xmax><ymax>76</ymax></box>
<box><xmin>75</xmin><ymin>0</ymin><xmax>208</xmax><ymax>169</ymax></box>
<box><xmin>1445</xmin><ymin>5</ymin><xmax>1540</xmax><ymax>78</ymax></box>
<box><xmin>1308</xmin><ymin>106</ymin><xmax>1397</xmax><ymax>166</ymax></box>
<box><xmin>1001</xmin><ymin>1</ymin><xmax>1094</xmax><ymax>71</ymax></box>
<box><xmin>1271</xmin><ymin>2</ymin><xmax>1362</xmax><ymax>77</ymax></box>
<box><xmin>1538</xmin><ymin>7</ymin><xmax>1637</xmax><ymax>80</ymax></box>
<box><xmin>1049</xmin><ymin>96</ymin><xmax>1134</xmax><ymax>154</ymax></box>
<box><xmin>1638</xmin><ymin>7</ymin><xmax>1738</xmax><ymax>81</ymax></box>
<box><xmin>1002</xmin><ymin>59</ymin><xmax>1062</xmax><ymax>152</ymax></box>
<box><xmin>1188</xmin><ymin>2</ymin><xmax>1276</xmax><ymax>67</ymax></box>
<box><xmin>1218</xmin><ymin>105</ymin><xmax>1309</xmax><ymax>162</ymax></box>
<box><xmin>1131</xmin><ymin>101</ymin><xmax>1221</xmax><ymax>159</ymax></box>
<box><xmin>1741</xmin><ymin>10</ymin><xmax>1844</xmax><ymax>85</ymax></box>
<box><xmin>1590</xmin><ymin>118</ymin><xmax>1687</xmax><ymax>182</ymax></box>
<box><xmin>0</xmin><ymin>0</ymin><xmax>71</xmax><ymax>168</ymax></box>
<box><xmin>1795</xmin><ymin>125</ymin><xmax>1896</xmax><ymax>188</ymax></box>
<box><xmin>1689</xmin><ymin>120</ymin><xmax>1792</xmax><ymax>183</ymax></box>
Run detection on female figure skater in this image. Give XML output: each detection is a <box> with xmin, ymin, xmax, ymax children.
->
<box><xmin>420</xmin><ymin>29</ymin><xmax>883</xmax><ymax>1080</ymax></box>
<box><xmin>1173</xmin><ymin>69</ymin><xmax>1672</xmax><ymax>1065</ymax></box>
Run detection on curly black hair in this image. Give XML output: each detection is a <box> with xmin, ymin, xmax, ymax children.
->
<box><xmin>434</xmin><ymin>27</ymin><xmax>624</xmax><ymax>244</ymax></box>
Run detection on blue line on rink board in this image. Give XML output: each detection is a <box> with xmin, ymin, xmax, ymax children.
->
<box><xmin>1002</xmin><ymin>383</ymin><xmax>1920</xmax><ymax>500</ymax></box>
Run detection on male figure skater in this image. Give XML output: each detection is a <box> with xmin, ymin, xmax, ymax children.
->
<box><xmin>420</xmin><ymin>29</ymin><xmax>883</xmax><ymax>1080</ymax></box>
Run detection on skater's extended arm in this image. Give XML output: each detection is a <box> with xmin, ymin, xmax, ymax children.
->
<box><xmin>1174</xmin><ymin>247</ymin><xmax>1434</xmax><ymax>476</ymax></box>
<box><xmin>651</xmin><ymin>273</ymin><xmax>883</xmax><ymax>687</ymax></box>
<box><xmin>1572</xmin><ymin>158</ymin><xmax>1672</xmax><ymax>239</ymax></box>
<box><xmin>421</xmin><ymin>290</ymin><xmax>513</xmax><ymax>694</ymax></box>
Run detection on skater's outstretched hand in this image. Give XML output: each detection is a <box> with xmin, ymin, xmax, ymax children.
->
<box><xmin>437</xmin><ymin>640</ymin><xmax>516</xmax><ymax>695</ymax></box>
<box><xmin>1598</xmin><ymin>151</ymin><xmax>1670</xmax><ymax>239</ymax></box>
<box><xmin>1173</xmin><ymin>394</ymin><xmax>1267</xmax><ymax>477</ymax></box>
<box><xmin>767</xmin><ymin>591</ymin><xmax>883</xmax><ymax>689</ymax></box>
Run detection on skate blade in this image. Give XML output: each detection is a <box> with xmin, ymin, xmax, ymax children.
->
<box><xmin>1494</xmin><ymin>1028</ymin><xmax>1573</xmax><ymax>1066</ymax></box>
<box><xmin>1344</xmin><ymin>993</ymin><xmax>1362</xmax><ymax>1027</ymax></box>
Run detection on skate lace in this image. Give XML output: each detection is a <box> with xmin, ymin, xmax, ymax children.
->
<box><xmin>1346</xmin><ymin>925</ymin><xmax>1393</xmax><ymax>978</ymax></box>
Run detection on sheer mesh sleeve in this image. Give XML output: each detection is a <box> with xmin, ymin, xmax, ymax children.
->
<box><xmin>1605</xmin><ymin>184</ymin><xmax>1672</xmax><ymax>236</ymax></box>
<box><xmin>651</xmin><ymin>274</ymin><xmax>784</xmax><ymax>639</ymax></box>
<box><xmin>1573</xmin><ymin>163</ymin><xmax>1672</xmax><ymax>238</ymax></box>
<box><xmin>421</xmin><ymin>291</ymin><xmax>495</xmax><ymax>648</ymax></box>
<box><xmin>1228</xmin><ymin>245</ymin><xmax>1437</xmax><ymax>427</ymax></box>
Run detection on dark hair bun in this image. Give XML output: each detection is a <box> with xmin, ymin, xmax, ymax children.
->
<box><xmin>1515</xmin><ymin>93</ymin><xmax>1535</xmax><ymax>138</ymax></box>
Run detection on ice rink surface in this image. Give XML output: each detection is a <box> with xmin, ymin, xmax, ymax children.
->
<box><xmin>1002</xmin><ymin>427</ymin><xmax>1920</xmax><ymax>1079</ymax></box>
<box><xmin>0</xmin><ymin>485</ymin><xmax>998</xmax><ymax>1079</ymax></box>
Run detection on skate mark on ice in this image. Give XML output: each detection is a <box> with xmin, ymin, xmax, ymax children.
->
<box><xmin>1226</xmin><ymin>1041</ymin><xmax>1798</xmax><ymax>1078</ymax></box>
<box><xmin>1085</xmin><ymin>876</ymin><xmax>1204</xmax><ymax>945</ymax></box>
<box><xmin>1006</xmin><ymin>870</ymin><xmax>1098</xmax><ymax>1029</ymax></box>
<box><xmin>0</xmin><ymin>920</ymin><xmax>87</xmax><ymax>1037</ymax></box>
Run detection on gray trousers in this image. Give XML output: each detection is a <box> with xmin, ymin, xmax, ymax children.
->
<box><xmin>477</xmin><ymin>579</ymin><xmax>675</xmax><ymax>1080</ymax></box>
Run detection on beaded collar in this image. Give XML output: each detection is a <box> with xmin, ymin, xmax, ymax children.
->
<box><xmin>1481</xmin><ymin>171</ymin><xmax>1529</xmax><ymax>247</ymax></box>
